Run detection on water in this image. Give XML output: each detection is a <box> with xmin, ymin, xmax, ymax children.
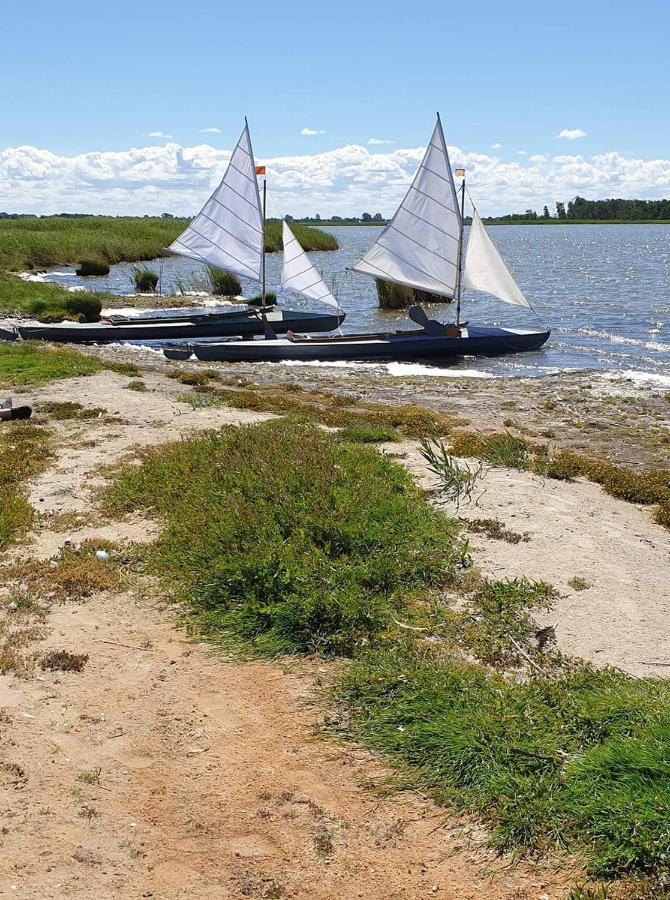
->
<box><xmin>42</xmin><ymin>224</ymin><xmax>670</xmax><ymax>379</ymax></box>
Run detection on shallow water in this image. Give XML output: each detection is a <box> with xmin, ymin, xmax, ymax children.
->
<box><xmin>43</xmin><ymin>224</ymin><xmax>670</xmax><ymax>379</ymax></box>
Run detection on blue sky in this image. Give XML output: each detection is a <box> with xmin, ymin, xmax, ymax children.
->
<box><xmin>1</xmin><ymin>0</ymin><xmax>669</xmax><ymax>215</ymax></box>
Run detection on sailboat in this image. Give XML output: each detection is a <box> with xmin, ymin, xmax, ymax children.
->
<box><xmin>0</xmin><ymin>121</ymin><xmax>344</xmax><ymax>347</ymax></box>
<box><xmin>164</xmin><ymin>115</ymin><xmax>549</xmax><ymax>364</ymax></box>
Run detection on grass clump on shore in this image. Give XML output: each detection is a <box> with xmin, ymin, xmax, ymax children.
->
<box><xmin>0</xmin><ymin>342</ymin><xmax>142</xmax><ymax>387</ymax></box>
<box><xmin>103</xmin><ymin>421</ymin><xmax>461</xmax><ymax>656</ymax></box>
<box><xmin>132</xmin><ymin>268</ymin><xmax>158</xmax><ymax>292</ymax></box>
<box><xmin>376</xmin><ymin>278</ymin><xmax>452</xmax><ymax>310</ymax></box>
<box><xmin>75</xmin><ymin>259</ymin><xmax>110</xmax><ymax>276</ymax></box>
<box><xmin>0</xmin><ymin>423</ymin><xmax>54</xmax><ymax>550</ymax></box>
<box><xmin>334</xmin><ymin>647</ymin><xmax>670</xmax><ymax>880</ymax></box>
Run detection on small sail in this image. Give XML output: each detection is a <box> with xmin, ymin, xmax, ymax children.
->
<box><xmin>168</xmin><ymin>122</ymin><xmax>263</xmax><ymax>281</ymax></box>
<box><xmin>463</xmin><ymin>209</ymin><xmax>530</xmax><ymax>308</ymax></box>
<box><xmin>281</xmin><ymin>221</ymin><xmax>338</xmax><ymax>307</ymax></box>
<box><xmin>350</xmin><ymin>116</ymin><xmax>461</xmax><ymax>298</ymax></box>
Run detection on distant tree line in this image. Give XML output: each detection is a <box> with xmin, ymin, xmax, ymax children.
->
<box><xmin>483</xmin><ymin>197</ymin><xmax>670</xmax><ymax>223</ymax></box>
<box><xmin>286</xmin><ymin>213</ymin><xmax>386</xmax><ymax>224</ymax></box>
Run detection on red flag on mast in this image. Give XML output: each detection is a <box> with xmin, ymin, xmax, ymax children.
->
<box><xmin>255</xmin><ymin>165</ymin><xmax>266</xmax><ymax>176</ymax></box>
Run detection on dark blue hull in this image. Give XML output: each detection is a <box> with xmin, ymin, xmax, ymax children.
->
<box><xmin>166</xmin><ymin>325</ymin><xmax>550</xmax><ymax>364</ymax></box>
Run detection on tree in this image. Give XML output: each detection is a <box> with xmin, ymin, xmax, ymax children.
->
<box><xmin>361</xmin><ymin>212</ymin><xmax>372</xmax><ymax>222</ymax></box>
<box><xmin>542</xmin><ymin>205</ymin><xmax>550</xmax><ymax>219</ymax></box>
<box><xmin>373</xmin><ymin>212</ymin><xmax>383</xmax><ymax>221</ymax></box>
<box><xmin>314</xmin><ymin>213</ymin><xmax>321</xmax><ymax>221</ymax></box>
<box><xmin>556</xmin><ymin>202</ymin><xmax>567</xmax><ymax>219</ymax></box>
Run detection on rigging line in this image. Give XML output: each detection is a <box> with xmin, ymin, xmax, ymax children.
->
<box><xmin>385</xmin><ymin>223</ymin><xmax>458</xmax><ymax>268</ymax></box>
<box><xmin>406</xmin><ymin>183</ymin><xmax>456</xmax><ymax>213</ymax></box>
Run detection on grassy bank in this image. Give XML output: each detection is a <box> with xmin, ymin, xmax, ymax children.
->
<box><xmin>0</xmin><ymin>271</ymin><xmax>114</xmax><ymax>321</ymax></box>
<box><xmin>101</xmin><ymin>419</ymin><xmax>670</xmax><ymax>893</ymax></box>
<box><xmin>0</xmin><ymin>342</ymin><xmax>139</xmax><ymax>387</ymax></box>
<box><xmin>0</xmin><ymin>217</ymin><xmax>338</xmax><ymax>272</ymax></box>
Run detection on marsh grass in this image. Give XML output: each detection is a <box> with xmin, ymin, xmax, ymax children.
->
<box><xmin>0</xmin><ymin>216</ymin><xmax>338</xmax><ymax>272</ymax></box>
<box><xmin>465</xmin><ymin>517</ymin><xmax>530</xmax><ymax>544</ymax></box>
<box><xmin>337</xmin><ymin>422</ymin><xmax>401</xmax><ymax>443</ymax></box>
<box><xmin>0</xmin><ymin>272</ymin><xmax>108</xmax><ymax>321</ymax></box>
<box><xmin>132</xmin><ymin>268</ymin><xmax>158</xmax><ymax>292</ymax></box>
<box><xmin>39</xmin><ymin>401</ymin><xmax>104</xmax><ymax>421</ymax></box>
<box><xmin>207</xmin><ymin>267</ymin><xmax>241</xmax><ymax>296</ymax></box>
<box><xmin>0</xmin><ymin>342</ymin><xmax>141</xmax><ymax>388</ymax></box>
<box><xmin>102</xmin><ymin>421</ymin><xmax>462</xmax><ymax>656</ymax></box>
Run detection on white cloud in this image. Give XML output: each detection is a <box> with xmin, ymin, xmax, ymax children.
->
<box><xmin>300</xmin><ymin>128</ymin><xmax>325</xmax><ymax>136</ymax></box>
<box><xmin>2</xmin><ymin>141</ymin><xmax>670</xmax><ymax>218</ymax></box>
<box><xmin>491</xmin><ymin>142</ymin><xmax>502</xmax><ymax>150</ymax></box>
<box><xmin>558</xmin><ymin>128</ymin><xmax>587</xmax><ymax>140</ymax></box>
<box><xmin>146</xmin><ymin>131</ymin><xmax>172</xmax><ymax>139</ymax></box>
<box><xmin>517</xmin><ymin>150</ymin><xmax>528</xmax><ymax>156</ymax></box>
<box><xmin>368</xmin><ymin>138</ymin><xmax>394</xmax><ymax>145</ymax></box>
<box><xmin>200</xmin><ymin>127</ymin><xmax>221</xmax><ymax>134</ymax></box>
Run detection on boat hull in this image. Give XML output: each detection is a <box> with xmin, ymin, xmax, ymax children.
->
<box><xmin>9</xmin><ymin>309</ymin><xmax>345</xmax><ymax>344</ymax></box>
<box><xmin>179</xmin><ymin>326</ymin><xmax>551</xmax><ymax>364</ymax></box>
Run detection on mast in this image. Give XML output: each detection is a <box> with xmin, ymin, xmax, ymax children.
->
<box><xmin>454</xmin><ymin>169</ymin><xmax>466</xmax><ymax>325</ymax></box>
<box><xmin>261</xmin><ymin>176</ymin><xmax>267</xmax><ymax>322</ymax></box>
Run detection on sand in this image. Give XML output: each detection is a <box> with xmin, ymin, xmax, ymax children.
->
<box><xmin>1</xmin><ymin>362</ymin><xmax>668</xmax><ymax>897</ymax></box>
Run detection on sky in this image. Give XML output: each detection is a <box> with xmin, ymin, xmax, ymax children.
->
<box><xmin>1</xmin><ymin>0</ymin><xmax>669</xmax><ymax>217</ymax></box>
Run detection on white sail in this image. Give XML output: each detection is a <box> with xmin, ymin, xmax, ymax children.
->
<box><xmin>168</xmin><ymin>122</ymin><xmax>263</xmax><ymax>281</ymax></box>
<box><xmin>463</xmin><ymin>208</ymin><xmax>530</xmax><ymax>308</ymax></box>
<box><xmin>350</xmin><ymin>116</ymin><xmax>461</xmax><ymax>298</ymax></box>
<box><xmin>281</xmin><ymin>221</ymin><xmax>338</xmax><ymax>308</ymax></box>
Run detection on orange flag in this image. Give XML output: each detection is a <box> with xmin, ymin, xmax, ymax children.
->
<box><xmin>255</xmin><ymin>165</ymin><xmax>266</xmax><ymax>176</ymax></box>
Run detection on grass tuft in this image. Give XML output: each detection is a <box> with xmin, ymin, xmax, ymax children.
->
<box><xmin>207</xmin><ymin>267</ymin><xmax>241</xmax><ymax>296</ymax></box>
<box><xmin>41</xmin><ymin>649</ymin><xmax>89</xmax><ymax>672</ymax></box>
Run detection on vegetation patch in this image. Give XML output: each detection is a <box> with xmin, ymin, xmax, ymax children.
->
<box><xmin>334</xmin><ymin>645</ymin><xmax>670</xmax><ymax>880</ymax></box>
<box><xmin>40</xmin><ymin>649</ymin><xmax>89</xmax><ymax>672</ymax></box>
<box><xmin>207</xmin><ymin>267</ymin><xmax>241</xmax><ymax>296</ymax></box>
<box><xmin>39</xmin><ymin>400</ymin><xmax>104</xmax><ymax>421</ymax></box>
<box><xmin>568</xmin><ymin>576</ymin><xmax>591</xmax><ymax>592</ymax></box>
<box><xmin>7</xmin><ymin>540</ymin><xmax>121</xmax><ymax>602</ymax></box>
<box><xmin>102</xmin><ymin>421</ymin><xmax>462</xmax><ymax>656</ymax></box>
<box><xmin>75</xmin><ymin>259</ymin><xmax>110</xmax><ymax>276</ymax></box>
<box><xmin>337</xmin><ymin>422</ymin><xmax>401</xmax><ymax>443</ymax></box>
<box><xmin>132</xmin><ymin>267</ymin><xmax>158</xmax><ymax>292</ymax></box>
<box><xmin>0</xmin><ymin>342</ymin><xmax>142</xmax><ymax>388</ymax></box>
<box><xmin>125</xmin><ymin>379</ymin><xmax>148</xmax><ymax>392</ymax></box>
<box><xmin>0</xmin><ymin>272</ymin><xmax>108</xmax><ymax>321</ymax></box>
<box><xmin>376</xmin><ymin>278</ymin><xmax>452</xmax><ymax>309</ymax></box>
<box><xmin>0</xmin><ymin>422</ymin><xmax>54</xmax><ymax>550</ymax></box>
<box><xmin>465</xmin><ymin>517</ymin><xmax>530</xmax><ymax>544</ymax></box>
<box><xmin>186</xmin><ymin>382</ymin><xmax>460</xmax><ymax>438</ymax></box>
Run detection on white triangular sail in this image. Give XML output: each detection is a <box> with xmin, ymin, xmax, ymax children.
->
<box><xmin>350</xmin><ymin>116</ymin><xmax>461</xmax><ymax>298</ymax></box>
<box><xmin>281</xmin><ymin>221</ymin><xmax>338</xmax><ymax>308</ymax></box>
<box><xmin>168</xmin><ymin>122</ymin><xmax>263</xmax><ymax>281</ymax></box>
<box><xmin>463</xmin><ymin>208</ymin><xmax>531</xmax><ymax>308</ymax></box>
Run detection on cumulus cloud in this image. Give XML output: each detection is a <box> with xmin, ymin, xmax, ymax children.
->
<box><xmin>558</xmin><ymin>128</ymin><xmax>587</xmax><ymax>140</ymax></box>
<box><xmin>2</xmin><ymin>140</ymin><xmax>670</xmax><ymax>218</ymax></box>
<box><xmin>300</xmin><ymin>128</ymin><xmax>325</xmax><ymax>136</ymax></box>
<box><xmin>200</xmin><ymin>127</ymin><xmax>221</xmax><ymax>134</ymax></box>
<box><xmin>368</xmin><ymin>138</ymin><xmax>394</xmax><ymax>145</ymax></box>
<box><xmin>491</xmin><ymin>142</ymin><xmax>502</xmax><ymax>150</ymax></box>
<box><xmin>146</xmin><ymin>131</ymin><xmax>172</xmax><ymax>139</ymax></box>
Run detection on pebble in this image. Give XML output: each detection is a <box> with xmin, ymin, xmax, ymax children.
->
<box><xmin>95</xmin><ymin>550</ymin><xmax>110</xmax><ymax>562</ymax></box>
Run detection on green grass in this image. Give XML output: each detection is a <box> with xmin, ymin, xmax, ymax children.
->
<box><xmin>334</xmin><ymin>645</ymin><xmax>670</xmax><ymax>880</ymax></box>
<box><xmin>102</xmin><ymin>421</ymin><xmax>461</xmax><ymax>656</ymax></box>
<box><xmin>0</xmin><ymin>216</ymin><xmax>338</xmax><ymax>272</ymax></box>
<box><xmin>0</xmin><ymin>271</ymin><xmax>111</xmax><ymax>320</ymax></box>
<box><xmin>0</xmin><ymin>422</ymin><xmax>54</xmax><ymax>549</ymax></box>
<box><xmin>0</xmin><ymin>342</ymin><xmax>141</xmax><ymax>387</ymax></box>
<box><xmin>337</xmin><ymin>422</ymin><xmax>401</xmax><ymax>443</ymax></box>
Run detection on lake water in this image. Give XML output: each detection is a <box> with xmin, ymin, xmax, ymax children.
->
<box><xmin>42</xmin><ymin>224</ymin><xmax>670</xmax><ymax>380</ymax></box>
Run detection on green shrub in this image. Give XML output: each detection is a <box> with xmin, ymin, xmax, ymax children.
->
<box><xmin>337</xmin><ymin>422</ymin><xmax>400</xmax><ymax>443</ymax></box>
<box><xmin>207</xmin><ymin>267</ymin><xmax>241</xmax><ymax>296</ymax></box>
<box><xmin>248</xmin><ymin>291</ymin><xmax>277</xmax><ymax>306</ymax></box>
<box><xmin>103</xmin><ymin>421</ymin><xmax>461</xmax><ymax>656</ymax></box>
<box><xmin>132</xmin><ymin>268</ymin><xmax>158</xmax><ymax>292</ymax></box>
<box><xmin>76</xmin><ymin>258</ymin><xmax>110</xmax><ymax>276</ymax></box>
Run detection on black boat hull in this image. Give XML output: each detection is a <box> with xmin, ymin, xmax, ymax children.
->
<box><xmin>9</xmin><ymin>309</ymin><xmax>345</xmax><ymax>344</ymax></box>
<box><xmin>175</xmin><ymin>326</ymin><xmax>551</xmax><ymax>364</ymax></box>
